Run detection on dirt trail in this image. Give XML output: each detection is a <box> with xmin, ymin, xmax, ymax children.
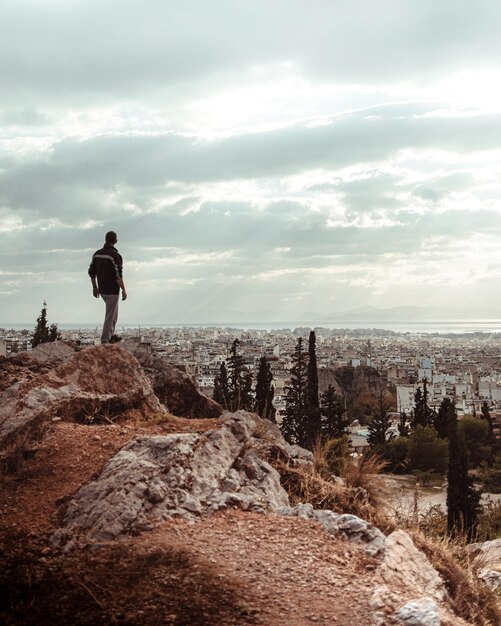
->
<box><xmin>1</xmin><ymin>419</ymin><xmax>378</xmax><ymax>626</ymax></box>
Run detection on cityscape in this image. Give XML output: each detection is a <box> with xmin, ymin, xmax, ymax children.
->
<box><xmin>3</xmin><ymin>324</ymin><xmax>501</xmax><ymax>441</ymax></box>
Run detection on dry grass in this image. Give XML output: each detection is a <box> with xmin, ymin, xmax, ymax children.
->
<box><xmin>312</xmin><ymin>436</ymin><xmax>349</xmax><ymax>478</ymax></box>
<box><xmin>410</xmin><ymin>530</ymin><xmax>501</xmax><ymax>626</ymax></box>
<box><xmin>340</xmin><ymin>452</ymin><xmax>388</xmax><ymax>509</ymax></box>
<box><xmin>275</xmin><ymin>442</ymin><xmax>501</xmax><ymax>626</ymax></box>
<box><xmin>274</xmin><ymin>455</ymin><xmax>394</xmax><ymax>532</ymax></box>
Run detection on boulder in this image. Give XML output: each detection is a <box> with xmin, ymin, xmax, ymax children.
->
<box><xmin>0</xmin><ymin>345</ymin><xmax>163</xmax><ymax>453</ymax></box>
<box><xmin>51</xmin><ymin>411</ymin><xmax>290</xmax><ymax>544</ymax></box>
<box><xmin>123</xmin><ymin>340</ymin><xmax>222</xmax><ymax>418</ymax></box>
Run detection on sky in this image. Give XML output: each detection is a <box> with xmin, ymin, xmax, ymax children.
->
<box><xmin>2</xmin><ymin>0</ymin><xmax>501</xmax><ymax>325</ymax></box>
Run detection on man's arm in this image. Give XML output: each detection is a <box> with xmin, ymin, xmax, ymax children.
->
<box><xmin>90</xmin><ymin>276</ymin><xmax>100</xmax><ymax>298</ymax></box>
<box><xmin>118</xmin><ymin>277</ymin><xmax>127</xmax><ymax>301</ymax></box>
<box><xmin>88</xmin><ymin>257</ymin><xmax>99</xmax><ymax>298</ymax></box>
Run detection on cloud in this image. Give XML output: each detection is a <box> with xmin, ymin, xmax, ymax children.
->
<box><xmin>2</xmin><ymin>1</ymin><xmax>501</xmax><ymax>323</ymax></box>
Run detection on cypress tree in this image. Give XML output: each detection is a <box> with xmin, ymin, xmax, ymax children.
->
<box><xmin>481</xmin><ymin>401</ymin><xmax>496</xmax><ymax>444</ymax></box>
<box><xmin>305</xmin><ymin>331</ymin><xmax>321</xmax><ymax>448</ymax></box>
<box><xmin>447</xmin><ymin>403</ymin><xmax>481</xmax><ymax>539</ymax></box>
<box><xmin>367</xmin><ymin>392</ymin><xmax>394</xmax><ymax>448</ymax></box>
<box><xmin>213</xmin><ymin>362</ymin><xmax>229</xmax><ymax>410</ymax></box>
<box><xmin>481</xmin><ymin>401</ymin><xmax>496</xmax><ymax>464</ymax></box>
<box><xmin>434</xmin><ymin>398</ymin><xmax>454</xmax><ymax>439</ymax></box>
<box><xmin>227</xmin><ymin>339</ymin><xmax>247</xmax><ymax>411</ymax></box>
<box><xmin>320</xmin><ymin>385</ymin><xmax>348</xmax><ymax>439</ymax></box>
<box><xmin>255</xmin><ymin>356</ymin><xmax>276</xmax><ymax>421</ymax></box>
<box><xmin>281</xmin><ymin>337</ymin><xmax>308</xmax><ymax>446</ymax></box>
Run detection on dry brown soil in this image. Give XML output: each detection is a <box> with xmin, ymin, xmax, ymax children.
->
<box><xmin>1</xmin><ymin>418</ymin><xmax>378</xmax><ymax>626</ymax></box>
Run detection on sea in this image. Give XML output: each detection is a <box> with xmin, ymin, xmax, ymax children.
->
<box><xmin>2</xmin><ymin>320</ymin><xmax>501</xmax><ymax>335</ymax></box>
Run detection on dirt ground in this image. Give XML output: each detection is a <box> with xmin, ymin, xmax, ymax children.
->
<box><xmin>0</xmin><ymin>417</ymin><xmax>382</xmax><ymax>626</ymax></box>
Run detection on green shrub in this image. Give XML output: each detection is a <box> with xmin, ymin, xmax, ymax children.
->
<box><xmin>459</xmin><ymin>416</ymin><xmax>490</xmax><ymax>468</ymax></box>
<box><xmin>409</xmin><ymin>426</ymin><xmax>448</xmax><ymax>474</ymax></box>
<box><xmin>379</xmin><ymin>436</ymin><xmax>409</xmax><ymax>473</ymax></box>
<box><xmin>481</xmin><ymin>456</ymin><xmax>501</xmax><ymax>493</ymax></box>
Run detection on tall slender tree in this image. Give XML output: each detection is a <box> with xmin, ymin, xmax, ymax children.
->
<box><xmin>481</xmin><ymin>401</ymin><xmax>496</xmax><ymax>464</ymax></box>
<box><xmin>411</xmin><ymin>379</ymin><xmax>434</xmax><ymax>429</ymax></box>
<box><xmin>320</xmin><ymin>385</ymin><xmax>348</xmax><ymax>439</ymax></box>
<box><xmin>213</xmin><ymin>362</ymin><xmax>229</xmax><ymax>410</ymax></box>
<box><xmin>367</xmin><ymin>392</ymin><xmax>394</xmax><ymax>448</ymax></box>
<box><xmin>281</xmin><ymin>337</ymin><xmax>308</xmax><ymax>446</ymax></box>
<box><xmin>241</xmin><ymin>371</ymin><xmax>254</xmax><ymax>411</ymax></box>
<box><xmin>305</xmin><ymin>331</ymin><xmax>321</xmax><ymax>448</ymax></box>
<box><xmin>398</xmin><ymin>411</ymin><xmax>410</xmax><ymax>437</ymax></box>
<box><xmin>255</xmin><ymin>356</ymin><xmax>276</xmax><ymax>421</ymax></box>
<box><xmin>447</xmin><ymin>402</ymin><xmax>481</xmax><ymax>539</ymax></box>
<box><xmin>227</xmin><ymin>339</ymin><xmax>246</xmax><ymax>411</ymax></box>
<box><xmin>434</xmin><ymin>397</ymin><xmax>454</xmax><ymax>439</ymax></box>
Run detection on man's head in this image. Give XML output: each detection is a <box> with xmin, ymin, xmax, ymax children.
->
<box><xmin>105</xmin><ymin>231</ymin><xmax>118</xmax><ymax>245</ymax></box>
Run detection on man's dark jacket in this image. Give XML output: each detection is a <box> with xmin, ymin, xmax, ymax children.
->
<box><xmin>88</xmin><ymin>243</ymin><xmax>123</xmax><ymax>295</ymax></box>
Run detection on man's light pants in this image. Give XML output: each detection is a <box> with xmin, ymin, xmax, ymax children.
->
<box><xmin>101</xmin><ymin>294</ymin><xmax>119</xmax><ymax>343</ymax></box>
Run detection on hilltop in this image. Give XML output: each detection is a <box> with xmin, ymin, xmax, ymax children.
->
<box><xmin>0</xmin><ymin>342</ymin><xmax>498</xmax><ymax>626</ymax></box>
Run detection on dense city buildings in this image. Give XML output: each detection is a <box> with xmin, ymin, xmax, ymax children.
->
<box><xmin>3</xmin><ymin>325</ymin><xmax>501</xmax><ymax>425</ymax></box>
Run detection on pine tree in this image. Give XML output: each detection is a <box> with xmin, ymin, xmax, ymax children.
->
<box><xmin>241</xmin><ymin>371</ymin><xmax>254</xmax><ymax>411</ymax></box>
<box><xmin>255</xmin><ymin>356</ymin><xmax>276</xmax><ymax>421</ymax></box>
<box><xmin>367</xmin><ymin>392</ymin><xmax>394</xmax><ymax>448</ymax></box>
<box><xmin>305</xmin><ymin>331</ymin><xmax>321</xmax><ymax>448</ymax></box>
<box><xmin>213</xmin><ymin>362</ymin><xmax>229</xmax><ymax>409</ymax></box>
<box><xmin>411</xmin><ymin>379</ymin><xmax>434</xmax><ymax>429</ymax></box>
<box><xmin>434</xmin><ymin>398</ymin><xmax>454</xmax><ymax>439</ymax></box>
<box><xmin>320</xmin><ymin>385</ymin><xmax>348</xmax><ymax>439</ymax></box>
<box><xmin>281</xmin><ymin>337</ymin><xmax>308</xmax><ymax>446</ymax></box>
<box><xmin>32</xmin><ymin>301</ymin><xmax>61</xmax><ymax>348</ymax></box>
<box><xmin>398</xmin><ymin>411</ymin><xmax>410</xmax><ymax>437</ymax></box>
<box><xmin>447</xmin><ymin>403</ymin><xmax>481</xmax><ymax>539</ymax></box>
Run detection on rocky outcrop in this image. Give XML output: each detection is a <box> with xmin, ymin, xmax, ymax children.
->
<box><xmin>52</xmin><ymin>411</ymin><xmax>291</xmax><ymax>544</ymax></box>
<box><xmin>0</xmin><ymin>344</ymin><xmax>163</xmax><ymax>453</ymax></box>
<box><xmin>278</xmin><ymin>502</ymin><xmax>385</xmax><ymax>556</ymax></box>
<box><xmin>124</xmin><ymin>339</ymin><xmax>222</xmax><ymax>418</ymax></box>
<box><xmin>318</xmin><ymin>365</ymin><xmax>385</xmax><ymax>397</ymax></box>
<box><xmin>371</xmin><ymin>530</ymin><xmax>467</xmax><ymax>626</ymax></box>
<box><xmin>469</xmin><ymin>537</ymin><xmax>501</xmax><ymax>590</ymax></box>
<box><xmin>0</xmin><ymin>341</ymin><xmax>75</xmax><ymax>393</ymax></box>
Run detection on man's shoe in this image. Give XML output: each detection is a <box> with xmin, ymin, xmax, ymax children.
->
<box><xmin>109</xmin><ymin>335</ymin><xmax>122</xmax><ymax>344</ymax></box>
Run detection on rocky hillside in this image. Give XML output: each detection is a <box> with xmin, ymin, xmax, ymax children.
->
<box><xmin>0</xmin><ymin>342</ymin><xmax>498</xmax><ymax>626</ymax></box>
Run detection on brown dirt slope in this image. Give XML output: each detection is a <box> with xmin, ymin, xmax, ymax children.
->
<box><xmin>1</xmin><ymin>418</ymin><xmax>378</xmax><ymax>626</ymax></box>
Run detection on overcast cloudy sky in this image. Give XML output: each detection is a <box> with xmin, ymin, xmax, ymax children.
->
<box><xmin>2</xmin><ymin>0</ymin><xmax>501</xmax><ymax>325</ymax></box>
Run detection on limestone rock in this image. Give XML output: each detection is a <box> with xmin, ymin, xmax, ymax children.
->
<box><xmin>28</xmin><ymin>341</ymin><xmax>76</xmax><ymax>364</ymax></box>
<box><xmin>379</xmin><ymin>531</ymin><xmax>447</xmax><ymax>603</ymax></box>
<box><xmin>277</xmin><ymin>503</ymin><xmax>385</xmax><ymax>556</ymax></box>
<box><xmin>123</xmin><ymin>340</ymin><xmax>222</xmax><ymax>418</ymax></box>
<box><xmin>395</xmin><ymin>598</ymin><xmax>440</xmax><ymax>626</ymax></box>
<box><xmin>51</xmin><ymin>411</ymin><xmax>290</xmax><ymax>544</ymax></box>
<box><xmin>0</xmin><ymin>345</ymin><xmax>163</xmax><ymax>452</ymax></box>
<box><xmin>469</xmin><ymin>537</ymin><xmax>501</xmax><ymax>591</ymax></box>
<box><xmin>370</xmin><ymin>531</ymin><xmax>470</xmax><ymax>626</ymax></box>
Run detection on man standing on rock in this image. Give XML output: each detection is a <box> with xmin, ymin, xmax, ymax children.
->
<box><xmin>88</xmin><ymin>231</ymin><xmax>127</xmax><ymax>344</ymax></box>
